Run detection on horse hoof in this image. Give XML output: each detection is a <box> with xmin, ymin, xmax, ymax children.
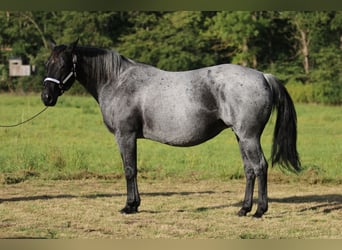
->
<box><xmin>237</xmin><ymin>209</ymin><xmax>248</xmax><ymax>217</ymax></box>
<box><xmin>252</xmin><ymin>212</ymin><xmax>264</xmax><ymax>218</ymax></box>
<box><xmin>120</xmin><ymin>206</ymin><xmax>138</xmax><ymax>214</ymax></box>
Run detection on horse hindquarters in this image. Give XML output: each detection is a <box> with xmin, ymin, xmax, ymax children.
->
<box><xmin>235</xmin><ymin>73</ymin><xmax>300</xmax><ymax>217</ymax></box>
<box><xmin>219</xmin><ymin>72</ymin><xmax>273</xmax><ymax>217</ymax></box>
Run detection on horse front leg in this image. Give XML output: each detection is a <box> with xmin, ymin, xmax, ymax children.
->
<box><xmin>115</xmin><ymin>132</ymin><xmax>140</xmax><ymax>214</ymax></box>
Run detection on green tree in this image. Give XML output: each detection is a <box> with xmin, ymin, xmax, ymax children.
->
<box><xmin>0</xmin><ymin>11</ymin><xmax>340</xmax><ymax>104</ymax></box>
<box><xmin>311</xmin><ymin>46</ymin><xmax>341</xmax><ymax>104</ymax></box>
<box><xmin>280</xmin><ymin>12</ymin><xmax>332</xmax><ymax>79</ymax></box>
<box><xmin>55</xmin><ymin>11</ymin><xmax>129</xmax><ymax>48</ymax></box>
<box><xmin>310</xmin><ymin>12</ymin><xmax>342</xmax><ymax>104</ymax></box>
<box><xmin>207</xmin><ymin>11</ymin><xmax>270</xmax><ymax>68</ymax></box>
<box><xmin>119</xmin><ymin>11</ymin><xmax>216</xmax><ymax>71</ymax></box>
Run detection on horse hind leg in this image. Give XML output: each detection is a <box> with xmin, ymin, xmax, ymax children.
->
<box><xmin>236</xmin><ymin>134</ymin><xmax>268</xmax><ymax>218</ymax></box>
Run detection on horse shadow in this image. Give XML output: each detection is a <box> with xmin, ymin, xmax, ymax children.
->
<box><xmin>229</xmin><ymin>194</ymin><xmax>342</xmax><ymax>215</ymax></box>
<box><xmin>268</xmin><ymin>194</ymin><xmax>342</xmax><ymax>213</ymax></box>
<box><xmin>0</xmin><ymin>190</ymin><xmax>215</xmax><ymax>203</ymax></box>
<box><xmin>1</xmin><ymin>190</ymin><xmax>341</xmax><ymax>214</ymax></box>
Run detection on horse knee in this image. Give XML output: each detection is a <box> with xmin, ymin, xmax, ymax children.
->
<box><xmin>253</xmin><ymin>159</ymin><xmax>268</xmax><ymax>176</ymax></box>
<box><xmin>124</xmin><ymin>165</ymin><xmax>137</xmax><ymax>180</ymax></box>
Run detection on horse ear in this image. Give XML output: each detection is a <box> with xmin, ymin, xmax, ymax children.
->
<box><xmin>69</xmin><ymin>38</ymin><xmax>79</xmax><ymax>52</ymax></box>
<box><xmin>48</xmin><ymin>39</ymin><xmax>57</xmax><ymax>51</ymax></box>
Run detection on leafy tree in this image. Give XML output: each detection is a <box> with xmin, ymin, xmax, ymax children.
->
<box><xmin>207</xmin><ymin>11</ymin><xmax>271</xmax><ymax>68</ymax></box>
<box><xmin>311</xmin><ymin>46</ymin><xmax>341</xmax><ymax>104</ymax></box>
<box><xmin>0</xmin><ymin>11</ymin><xmax>340</xmax><ymax>104</ymax></box>
<box><xmin>119</xmin><ymin>11</ymin><xmax>216</xmax><ymax>71</ymax></box>
<box><xmin>58</xmin><ymin>11</ymin><xmax>126</xmax><ymax>48</ymax></box>
<box><xmin>310</xmin><ymin>12</ymin><xmax>342</xmax><ymax>104</ymax></box>
<box><xmin>280</xmin><ymin>12</ymin><xmax>332</xmax><ymax>79</ymax></box>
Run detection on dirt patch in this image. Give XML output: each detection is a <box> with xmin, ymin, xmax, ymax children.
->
<box><xmin>0</xmin><ymin>179</ymin><xmax>341</xmax><ymax>239</ymax></box>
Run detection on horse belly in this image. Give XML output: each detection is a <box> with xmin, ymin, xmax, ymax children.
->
<box><xmin>139</xmin><ymin>70</ymin><xmax>228</xmax><ymax>146</ymax></box>
<box><xmin>142</xmin><ymin>106</ymin><xmax>225</xmax><ymax>147</ymax></box>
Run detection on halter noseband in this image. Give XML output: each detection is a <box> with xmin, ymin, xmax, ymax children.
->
<box><xmin>43</xmin><ymin>54</ymin><xmax>77</xmax><ymax>93</ymax></box>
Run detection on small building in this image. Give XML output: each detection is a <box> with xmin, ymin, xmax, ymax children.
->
<box><xmin>9</xmin><ymin>58</ymin><xmax>32</xmax><ymax>76</ymax></box>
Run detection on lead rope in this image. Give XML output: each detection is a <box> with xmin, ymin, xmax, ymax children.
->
<box><xmin>0</xmin><ymin>106</ymin><xmax>48</xmax><ymax>128</ymax></box>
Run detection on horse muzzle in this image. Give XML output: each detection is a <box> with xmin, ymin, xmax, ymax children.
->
<box><xmin>41</xmin><ymin>88</ymin><xmax>59</xmax><ymax>106</ymax></box>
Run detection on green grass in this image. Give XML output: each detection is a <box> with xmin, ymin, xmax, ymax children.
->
<box><xmin>0</xmin><ymin>93</ymin><xmax>341</xmax><ymax>183</ymax></box>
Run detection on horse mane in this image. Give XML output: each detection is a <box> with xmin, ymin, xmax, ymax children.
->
<box><xmin>75</xmin><ymin>46</ymin><xmax>136</xmax><ymax>83</ymax></box>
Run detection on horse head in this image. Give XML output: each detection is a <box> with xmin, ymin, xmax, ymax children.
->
<box><xmin>41</xmin><ymin>39</ymin><xmax>78</xmax><ymax>106</ymax></box>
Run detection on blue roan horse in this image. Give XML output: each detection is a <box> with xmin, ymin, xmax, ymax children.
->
<box><xmin>42</xmin><ymin>40</ymin><xmax>300</xmax><ymax>218</ymax></box>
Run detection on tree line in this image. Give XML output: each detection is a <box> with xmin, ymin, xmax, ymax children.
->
<box><xmin>0</xmin><ymin>11</ymin><xmax>341</xmax><ymax>104</ymax></box>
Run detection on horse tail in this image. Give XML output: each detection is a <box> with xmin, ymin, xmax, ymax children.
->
<box><xmin>263</xmin><ymin>73</ymin><xmax>301</xmax><ymax>172</ymax></box>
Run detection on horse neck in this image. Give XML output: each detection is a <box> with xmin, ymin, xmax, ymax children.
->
<box><xmin>75</xmin><ymin>47</ymin><xmax>123</xmax><ymax>102</ymax></box>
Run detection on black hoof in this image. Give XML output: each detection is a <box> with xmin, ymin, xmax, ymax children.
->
<box><xmin>252</xmin><ymin>213</ymin><xmax>263</xmax><ymax>218</ymax></box>
<box><xmin>120</xmin><ymin>206</ymin><xmax>138</xmax><ymax>214</ymax></box>
<box><xmin>253</xmin><ymin>210</ymin><xmax>265</xmax><ymax>218</ymax></box>
<box><xmin>237</xmin><ymin>208</ymin><xmax>249</xmax><ymax>217</ymax></box>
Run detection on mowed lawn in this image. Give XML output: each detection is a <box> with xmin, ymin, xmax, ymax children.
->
<box><xmin>0</xmin><ymin>179</ymin><xmax>341</xmax><ymax>239</ymax></box>
<box><xmin>0</xmin><ymin>94</ymin><xmax>341</xmax><ymax>239</ymax></box>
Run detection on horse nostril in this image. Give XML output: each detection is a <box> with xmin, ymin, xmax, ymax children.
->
<box><xmin>42</xmin><ymin>92</ymin><xmax>52</xmax><ymax>105</ymax></box>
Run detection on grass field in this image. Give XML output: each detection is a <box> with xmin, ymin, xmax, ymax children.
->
<box><xmin>0</xmin><ymin>93</ymin><xmax>341</xmax><ymax>239</ymax></box>
<box><xmin>0</xmin><ymin>93</ymin><xmax>341</xmax><ymax>183</ymax></box>
<box><xmin>1</xmin><ymin>179</ymin><xmax>341</xmax><ymax>239</ymax></box>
